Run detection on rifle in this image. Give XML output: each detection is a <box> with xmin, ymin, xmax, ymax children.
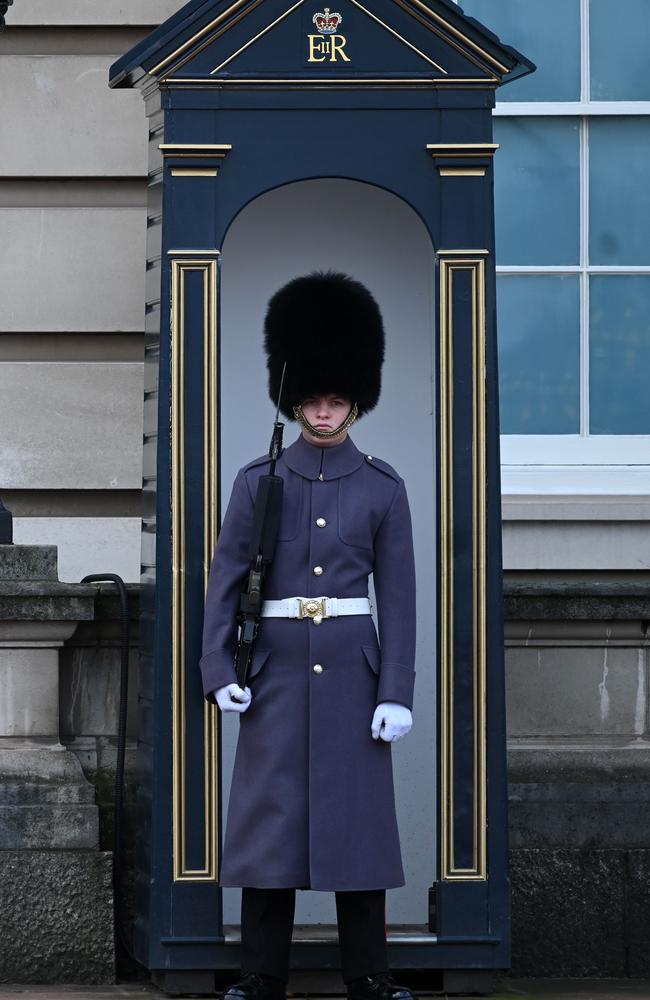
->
<box><xmin>234</xmin><ymin>366</ymin><xmax>286</xmax><ymax>689</ymax></box>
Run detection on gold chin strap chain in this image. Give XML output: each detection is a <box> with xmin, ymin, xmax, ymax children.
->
<box><xmin>293</xmin><ymin>402</ymin><xmax>359</xmax><ymax>439</ymax></box>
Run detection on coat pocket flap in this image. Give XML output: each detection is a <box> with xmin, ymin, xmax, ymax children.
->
<box><xmin>248</xmin><ymin>647</ymin><xmax>271</xmax><ymax>679</ymax></box>
<box><xmin>361</xmin><ymin>644</ymin><xmax>381</xmax><ymax>675</ymax></box>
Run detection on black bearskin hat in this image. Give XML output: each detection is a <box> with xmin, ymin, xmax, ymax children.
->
<box><xmin>264</xmin><ymin>270</ymin><xmax>385</xmax><ymax>421</ymax></box>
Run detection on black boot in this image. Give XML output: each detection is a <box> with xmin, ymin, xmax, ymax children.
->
<box><xmin>222</xmin><ymin>972</ymin><xmax>286</xmax><ymax>1000</ymax></box>
<box><xmin>347</xmin><ymin>972</ymin><xmax>418</xmax><ymax>1000</ymax></box>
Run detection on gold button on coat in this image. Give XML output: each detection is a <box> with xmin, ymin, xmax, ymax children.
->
<box><xmin>316</xmin><ymin>517</ymin><xmax>327</xmax><ymax>528</ymax></box>
<box><xmin>313</xmin><ymin>565</ymin><xmax>324</xmax><ymax>576</ymax></box>
<box><xmin>313</xmin><ymin>664</ymin><xmax>323</xmax><ymax>674</ymax></box>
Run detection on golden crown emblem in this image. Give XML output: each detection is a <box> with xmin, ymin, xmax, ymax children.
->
<box><xmin>313</xmin><ymin>7</ymin><xmax>342</xmax><ymax>33</ymax></box>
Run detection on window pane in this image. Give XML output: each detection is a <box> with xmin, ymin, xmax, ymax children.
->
<box><xmin>494</xmin><ymin>118</ymin><xmax>580</xmax><ymax>266</ymax></box>
<box><xmin>460</xmin><ymin>0</ymin><xmax>580</xmax><ymax>101</ymax></box>
<box><xmin>590</xmin><ymin>0</ymin><xmax>650</xmax><ymax>100</ymax></box>
<box><xmin>590</xmin><ymin>119</ymin><xmax>650</xmax><ymax>266</ymax></box>
<box><xmin>590</xmin><ymin>276</ymin><xmax>650</xmax><ymax>434</ymax></box>
<box><xmin>498</xmin><ymin>275</ymin><xmax>580</xmax><ymax>434</ymax></box>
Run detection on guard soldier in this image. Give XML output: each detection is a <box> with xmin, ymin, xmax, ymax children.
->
<box><xmin>200</xmin><ymin>272</ymin><xmax>417</xmax><ymax>1000</ymax></box>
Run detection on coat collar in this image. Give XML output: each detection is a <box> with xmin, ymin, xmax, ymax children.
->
<box><xmin>282</xmin><ymin>433</ymin><xmax>365</xmax><ymax>481</ymax></box>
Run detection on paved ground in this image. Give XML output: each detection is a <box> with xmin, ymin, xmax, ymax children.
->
<box><xmin>1</xmin><ymin>981</ymin><xmax>650</xmax><ymax>999</ymax></box>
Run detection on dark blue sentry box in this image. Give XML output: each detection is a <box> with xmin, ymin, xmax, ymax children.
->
<box><xmin>110</xmin><ymin>2</ymin><xmax>533</xmax><ymax>993</ymax></box>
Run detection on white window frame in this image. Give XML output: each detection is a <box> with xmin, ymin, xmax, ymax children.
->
<box><xmin>494</xmin><ymin>0</ymin><xmax>650</xmax><ymax>495</ymax></box>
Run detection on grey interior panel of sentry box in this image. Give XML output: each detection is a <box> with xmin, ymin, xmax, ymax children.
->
<box><xmin>218</xmin><ymin>178</ymin><xmax>437</xmax><ymax>927</ymax></box>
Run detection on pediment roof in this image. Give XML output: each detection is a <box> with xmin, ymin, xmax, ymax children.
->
<box><xmin>110</xmin><ymin>0</ymin><xmax>534</xmax><ymax>89</ymax></box>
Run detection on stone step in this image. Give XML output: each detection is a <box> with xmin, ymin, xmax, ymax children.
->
<box><xmin>0</xmin><ymin>803</ymin><xmax>99</xmax><ymax>849</ymax></box>
<box><xmin>0</xmin><ymin>781</ymin><xmax>95</xmax><ymax>804</ymax></box>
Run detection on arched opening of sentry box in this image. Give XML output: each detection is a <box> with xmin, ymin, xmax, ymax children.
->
<box><xmin>219</xmin><ymin>177</ymin><xmax>437</xmax><ymax>940</ymax></box>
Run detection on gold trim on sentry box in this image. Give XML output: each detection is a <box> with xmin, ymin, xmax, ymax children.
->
<box><xmin>171</xmin><ymin>256</ymin><xmax>220</xmax><ymax>883</ymax></box>
<box><xmin>438</xmin><ymin>252</ymin><xmax>487</xmax><ymax>882</ymax></box>
<box><xmin>204</xmin><ymin>256</ymin><xmax>219</xmax><ymax>886</ymax></box>
<box><xmin>405</xmin><ymin>0</ymin><xmax>511</xmax><ymax>74</ymax></box>
<box><xmin>168</xmin><ymin>76</ymin><xmax>491</xmax><ymax>85</ymax></box>
<box><xmin>207</xmin><ymin>0</ymin><xmax>448</xmax><ymax>76</ymax></box>
<box><xmin>211</xmin><ymin>0</ymin><xmax>303</xmax><ymax>74</ymax></box>
<box><xmin>427</xmin><ymin>143</ymin><xmax>499</xmax><ymax>157</ymax></box>
<box><xmin>168</xmin><ymin>249</ymin><xmax>221</xmax><ymax>255</ymax></box>
<box><xmin>171</xmin><ymin>168</ymin><xmax>220</xmax><ymax>177</ymax></box>
<box><xmin>438</xmin><ymin>167</ymin><xmax>486</xmax><ymax>177</ymax></box>
<box><xmin>348</xmin><ymin>0</ymin><xmax>447</xmax><ymax>74</ymax></box>
<box><xmin>149</xmin><ymin>0</ymin><xmax>502</xmax><ymax>83</ymax></box>
<box><xmin>151</xmin><ymin>0</ymin><xmax>260</xmax><ymax>76</ymax></box>
<box><xmin>160</xmin><ymin>144</ymin><xmax>232</xmax><ymax>156</ymax></box>
<box><xmin>438</xmin><ymin>249</ymin><xmax>489</xmax><ymax>255</ymax></box>
<box><xmin>393</xmin><ymin>0</ymin><xmax>500</xmax><ymax>79</ymax></box>
<box><xmin>151</xmin><ymin>0</ymin><xmax>508</xmax><ymax>80</ymax></box>
<box><xmin>438</xmin><ymin>253</ymin><xmax>455</xmax><ymax>886</ymax></box>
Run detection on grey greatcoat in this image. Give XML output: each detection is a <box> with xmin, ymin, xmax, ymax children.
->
<box><xmin>200</xmin><ymin>433</ymin><xmax>416</xmax><ymax>891</ymax></box>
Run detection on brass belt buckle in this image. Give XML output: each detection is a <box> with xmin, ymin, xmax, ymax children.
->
<box><xmin>298</xmin><ymin>597</ymin><xmax>326</xmax><ymax>624</ymax></box>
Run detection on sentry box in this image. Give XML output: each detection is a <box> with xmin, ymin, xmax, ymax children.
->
<box><xmin>110</xmin><ymin>2</ymin><xmax>533</xmax><ymax>993</ymax></box>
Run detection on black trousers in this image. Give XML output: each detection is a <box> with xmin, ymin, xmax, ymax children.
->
<box><xmin>240</xmin><ymin>887</ymin><xmax>389</xmax><ymax>984</ymax></box>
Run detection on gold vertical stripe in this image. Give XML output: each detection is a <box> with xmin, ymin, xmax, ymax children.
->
<box><xmin>438</xmin><ymin>254</ymin><xmax>487</xmax><ymax>882</ymax></box>
<box><xmin>171</xmin><ymin>258</ymin><xmax>186</xmax><ymax>882</ymax></box>
<box><xmin>439</xmin><ymin>256</ymin><xmax>454</xmax><ymax>881</ymax></box>
<box><xmin>205</xmin><ymin>255</ymin><xmax>219</xmax><ymax>883</ymax></box>
<box><xmin>172</xmin><ymin>257</ymin><xmax>220</xmax><ymax>882</ymax></box>
<box><xmin>473</xmin><ymin>258</ymin><xmax>487</xmax><ymax>878</ymax></box>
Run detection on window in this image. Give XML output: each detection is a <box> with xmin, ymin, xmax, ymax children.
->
<box><xmin>460</xmin><ymin>0</ymin><xmax>650</xmax><ymax>492</ymax></box>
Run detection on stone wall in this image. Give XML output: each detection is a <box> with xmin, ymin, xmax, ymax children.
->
<box><xmin>505</xmin><ymin>572</ymin><xmax>650</xmax><ymax>977</ymax></box>
<box><xmin>0</xmin><ymin>0</ymin><xmax>179</xmax><ymax>584</ymax></box>
<box><xmin>0</xmin><ymin>547</ymin><xmax>115</xmax><ymax>984</ymax></box>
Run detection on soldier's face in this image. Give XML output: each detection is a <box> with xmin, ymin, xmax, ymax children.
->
<box><xmin>300</xmin><ymin>394</ymin><xmax>352</xmax><ymax>447</ymax></box>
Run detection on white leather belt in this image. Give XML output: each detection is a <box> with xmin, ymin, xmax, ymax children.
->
<box><xmin>261</xmin><ymin>596</ymin><xmax>371</xmax><ymax>623</ymax></box>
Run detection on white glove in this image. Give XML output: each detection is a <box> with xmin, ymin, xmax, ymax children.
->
<box><xmin>214</xmin><ymin>683</ymin><xmax>252</xmax><ymax>713</ymax></box>
<box><xmin>371</xmin><ymin>702</ymin><xmax>413</xmax><ymax>742</ymax></box>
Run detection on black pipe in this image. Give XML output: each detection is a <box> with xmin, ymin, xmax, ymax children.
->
<box><xmin>80</xmin><ymin>573</ymin><xmax>143</xmax><ymax>971</ymax></box>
